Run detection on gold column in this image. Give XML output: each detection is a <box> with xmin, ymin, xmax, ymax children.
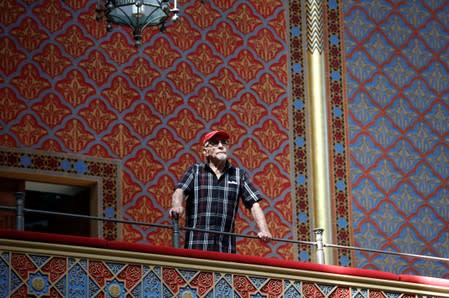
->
<box><xmin>304</xmin><ymin>0</ymin><xmax>334</xmax><ymax>265</ymax></box>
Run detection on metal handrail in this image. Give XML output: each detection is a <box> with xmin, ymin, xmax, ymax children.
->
<box><xmin>1</xmin><ymin>204</ymin><xmax>448</xmax><ymax>265</ymax></box>
<box><xmin>0</xmin><ymin>205</ymin><xmax>316</xmax><ymax>246</ymax></box>
<box><xmin>325</xmin><ymin>243</ymin><xmax>448</xmax><ymax>263</ymax></box>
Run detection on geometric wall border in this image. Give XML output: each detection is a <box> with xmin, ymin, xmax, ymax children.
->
<box><xmin>324</xmin><ymin>0</ymin><xmax>353</xmax><ymax>266</ymax></box>
<box><xmin>289</xmin><ymin>0</ymin><xmax>313</xmax><ymax>261</ymax></box>
<box><xmin>2</xmin><ymin>234</ymin><xmax>448</xmax><ymax>297</ymax></box>
<box><xmin>288</xmin><ymin>0</ymin><xmax>353</xmax><ymax>265</ymax></box>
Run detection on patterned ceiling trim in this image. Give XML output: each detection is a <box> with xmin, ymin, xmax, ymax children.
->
<box><xmin>0</xmin><ymin>148</ymin><xmax>121</xmax><ymax>239</ymax></box>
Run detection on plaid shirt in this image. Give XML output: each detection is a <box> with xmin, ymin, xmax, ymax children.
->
<box><xmin>176</xmin><ymin>162</ymin><xmax>262</xmax><ymax>253</ymax></box>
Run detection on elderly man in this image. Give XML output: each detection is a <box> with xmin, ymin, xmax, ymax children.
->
<box><xmin>169</xmin><ymin>130</ymin><xmax>272</xmax><ymax>253</ymax></box>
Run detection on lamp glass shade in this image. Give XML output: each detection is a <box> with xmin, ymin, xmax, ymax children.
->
<box><xmin>108</xmin><ymin>0</ymin><xmax>169</xmax><ymax>27</ymax></box>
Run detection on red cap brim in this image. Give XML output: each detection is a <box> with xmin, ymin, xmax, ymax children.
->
<box><xmin>202</xmin><ymin>130</ymin><xmax>230</xmax><ymax>145</ymax></box>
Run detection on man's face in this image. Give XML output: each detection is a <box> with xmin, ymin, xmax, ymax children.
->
<box><xmin>203</xmin><ymin>138</ymin><xmax>229</xmax><ymax>162</ymax></box>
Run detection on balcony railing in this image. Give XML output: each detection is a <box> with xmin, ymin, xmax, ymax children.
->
<box><xmin>2</xmin><ymin>191</ymin><xmax>448</xmax><ymax>267</ymax></box>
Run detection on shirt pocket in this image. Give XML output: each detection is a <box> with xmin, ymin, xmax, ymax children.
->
<box><xmin>225</xmin><ymin>176</ymin><xmax>239</xmax><ymax>201</ymax></box>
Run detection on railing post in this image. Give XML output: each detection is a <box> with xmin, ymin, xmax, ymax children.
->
<box><xmin>16</xmin><ymin>192</ymin><xmax>25</xmax><ymax>231</ymax></box>
<box><xmin>172</xmin><ymin>217</ymin><xmax>180</xmax><ymax>248</ymax></box>
<box><xmin>314</xmin><ymin>228</ymin><xmax>325</xmax><ymax>264</ymax></box>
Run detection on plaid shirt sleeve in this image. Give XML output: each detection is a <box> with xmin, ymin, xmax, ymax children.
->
<box><xmin>175</xmin><ymin>164</ymin><xmax>196</xmax><ymax>195</ymax></box>
<box><xmin>239</xmin><ymin>169</ymin><xmax>263</xmax><ymax>209</ymax></box>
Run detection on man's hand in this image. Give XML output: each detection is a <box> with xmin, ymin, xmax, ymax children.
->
<box><xmin>257</xmin><ymin>230</ymin><xmax>272</xmax><ymax>242</ymax></box>
<box><xmin>251</xmin><ymin>202</ymin><xmax>272</xmax><ymax>242</ymax></box>
<box><xmin>170</xmin><ymin>188</ymin><xmax>185</xmax><ymax>219</ymax></box>
<box><xmin>169</xmin><ymin>206</ymin><xmax>184</xmax><ymax>219</ymax></box>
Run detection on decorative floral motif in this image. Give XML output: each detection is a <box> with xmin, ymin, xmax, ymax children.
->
<box><xmin>33</xmin><ymin>1</ymin><xmax>71</xmax><ymax>32</ymax></box>
<box><xmin>56</xmin><ymin>25</ymin><xmax>94</xmax><ymax>57</ymax></box>
<box><xmin>0</xmin><ymin>38</ymin><xmax>26</xmax><ymax>75</ymax></box>
<box><xmin>0</xmin><ymin>0</ymin><xmax>25</xmax><ymax>25</ymax></box>
<box><xmin>344</xmin><ymin>0</ymin><xmax>448</xmax><ymax>276</ymax></box>
<box><xmin>11</xmin><ymin>64</ymin><xmax>50</xmax><ymax>100</ymax></box>
<box><xmin>11</xmin><ymin>17</ymin><xmax>48</xmax><ymax>51</ymax></box>
<box><xmin>56</xmin><ymin>70</ymin><xmax>96</xmax><ymax>107</ymax></box>
<box><xmin>11</xmin><ymin>115</ymin><xmax>47</xmax><ymax>146</ymax></box>
<box><xmin>1</xmin><ymin>88</ymin><xmax>27</xmax><ymax>123</ymax></box>
<box><xmin>1</xmin><ymin>0</ymin><xmax>292</xmax><ymax>260</ymax></box>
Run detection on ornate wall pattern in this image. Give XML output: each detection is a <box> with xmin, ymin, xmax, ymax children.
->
<box><xmin>0</xmin><ymin>0</ymin><xmax>294</xmax><ymax>258</ymax></box>
<box><xmin>343</xmin><ymin>1</ymin><xmax>449</xmax><ymax>278</ymax></box>
<box><xmin>1</xmin><ymin>0</ymin><xmax>446</xmax><ymax>280</ymax></box>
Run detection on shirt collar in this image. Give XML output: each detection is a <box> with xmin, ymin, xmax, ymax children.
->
<box><xmin>204</xmin><ymin>160</ymin><xmax>231</xmax><ymax>172</ymax></box>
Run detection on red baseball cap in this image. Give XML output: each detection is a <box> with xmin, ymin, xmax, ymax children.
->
<box><xmin>201</xmin><ymin>130</ymin><xmax>230</xmax><ymax>145</ymax></box>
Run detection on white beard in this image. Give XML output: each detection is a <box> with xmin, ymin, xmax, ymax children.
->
<box><xmin>216</xmin><ymin>152</ymin><xmax>227</xmax><ymax>161</ymax></box>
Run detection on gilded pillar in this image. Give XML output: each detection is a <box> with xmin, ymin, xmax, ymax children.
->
<box><xmin>305</xmin><ymin>0</ymin><xmax>334</xmax><ymax>265</ymax></box>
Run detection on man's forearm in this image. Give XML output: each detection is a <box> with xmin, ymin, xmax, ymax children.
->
<box><xmin>170</xmin><ymin>188</ymin><xmax>185</xmax><ymax>218</ymax></box>
<box><xmin>251</xmin><ymin>202</ymin><xmax>271</xmax><ymax>235</ymax></box>
<box><xmin>172</xmin><ymin>188</ymin><xmax>184</xmax><ymax>207</ymax></box>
